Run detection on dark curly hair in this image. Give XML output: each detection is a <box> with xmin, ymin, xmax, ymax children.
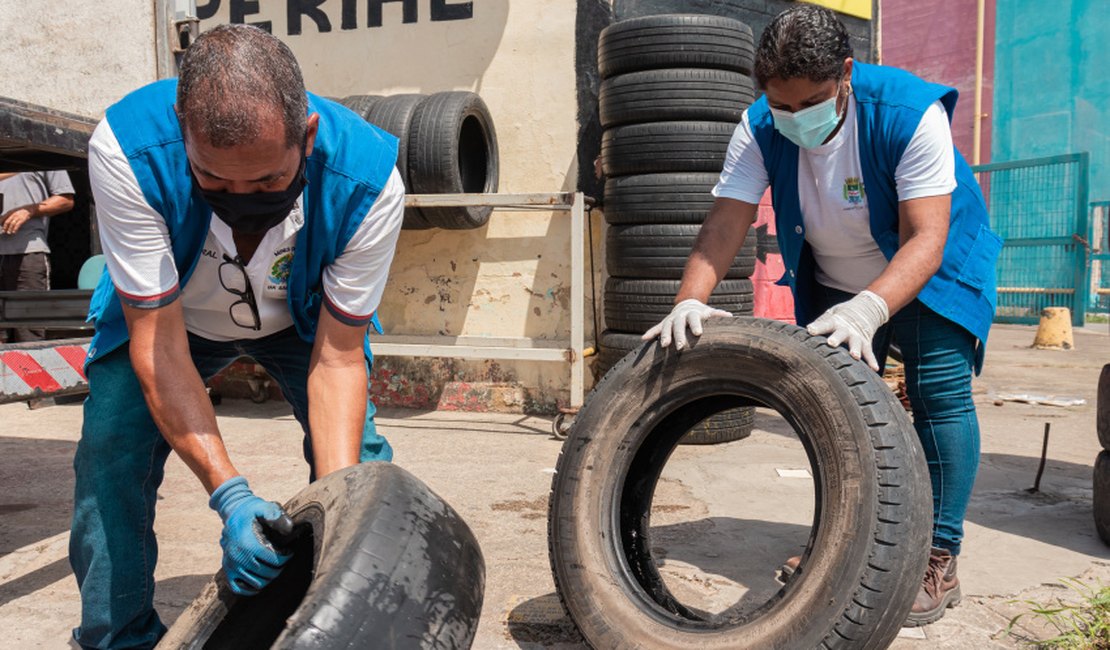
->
<box><xmin>753</xmin><ymin>5</ymin><xmax>852</xmax><ymax>88</ymax></box>
<box><xmin>176</xmin><ymin>24</ymin><xmax>307</xmax><ymax>149</ymax></box>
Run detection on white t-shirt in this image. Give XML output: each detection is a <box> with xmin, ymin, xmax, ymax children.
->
<box><xmin>88</xmin><ymin>119</ymin><xmax>404</xmax><ymax>341</ymax></box>
<box><xmin>713</xmin><ymin>96</ymin><xmax>957</xmax><ymax>293</ymax></box>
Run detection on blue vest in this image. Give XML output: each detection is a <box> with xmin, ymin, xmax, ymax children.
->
<box><xmin>748</xmin><ymin>62</ymin><xmax>1001</xmax><ymax>372</ymax></box>
<box><xmin>85</xmin><ymin>79</ymin><xmax>399</xmax><ymax>365</ymax></box>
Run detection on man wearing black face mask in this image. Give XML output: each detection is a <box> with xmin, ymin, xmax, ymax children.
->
<box><xmin>71</xmin><ymin>24</ymin><xmax>403</xmax><ymax>649</ymax></box>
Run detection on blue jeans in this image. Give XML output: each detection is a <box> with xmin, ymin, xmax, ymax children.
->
<box><xmin>811</xmin><ymin>284</ymin><xmax>981</xmax><ymax>556</ymax></box>
<box><xmin>69</xmin><ymin>327</ymin><xmax>391</xmax><ymax>650</ymax></box>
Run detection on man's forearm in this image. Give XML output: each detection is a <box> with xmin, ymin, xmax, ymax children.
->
<box><xmin>307</xmin><ymin>360</ymin><xmax>365</xmax><ymax>478</ymax></box>
<box><xmin>31</xmin><ymin>194</ymin><xmax>75</xmax><ymax>218</ymax></box>
<box><xmin>124</xmin><ymin>302</ymin><xmax>238</xmax><ymax>494</ymax></box>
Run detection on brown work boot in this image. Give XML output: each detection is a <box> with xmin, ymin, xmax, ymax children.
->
<box><xmin>778</xmin><ymin>555</ymin><xmax>802</xmax><ymax>583</ymax></box>
<box><xmin>904</xmin><ymin>547</ymin><xmax>961</xmax><ymax>626</ymax></box>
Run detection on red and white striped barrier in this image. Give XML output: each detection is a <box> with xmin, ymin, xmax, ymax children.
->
<box><xmin>0</xmin><ymin>338</ymin><xmax>90</xmax><ymax>404</ymax></box>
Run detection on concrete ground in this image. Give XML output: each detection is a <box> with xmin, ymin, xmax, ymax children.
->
<box><xmin>1</xmin><ymin>322</ymin><xmax>1108</xmax><ymax>648</ymax></box>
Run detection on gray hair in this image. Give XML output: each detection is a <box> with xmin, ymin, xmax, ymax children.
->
<box><xmin>753</xmin><ymin>5</ymin><xmax>852</xmax><ymax>88</ymax></box>
<box><xmin>176</xmin><ymin>24</ymin><xmax>307</xmax><ymax>148</ymax></box>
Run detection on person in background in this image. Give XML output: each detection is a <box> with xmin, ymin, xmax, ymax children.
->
<box><xmin>71</xmin><ymin>24</ymin><xmax>403</xmax><ymax>649</ymax></box>
<box><xmin>644</xmin><ymin>5</ymin><xmax>1000</xmax><ymax>626</ymax></box>
<box><xmin>0</xmin><ymin>170</ymin><xmax>76</xmax><ymax>342</ymax></box>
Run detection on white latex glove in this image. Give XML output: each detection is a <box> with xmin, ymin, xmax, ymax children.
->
<box><xmin>642</xmin><ymin>298</ymin><xmax>732</xmax><ymax>351</ymax></box>
<box><xmin>806</xmin><ymin>290</ymin><xmax>890</xmax><ymax>371</ymax></box>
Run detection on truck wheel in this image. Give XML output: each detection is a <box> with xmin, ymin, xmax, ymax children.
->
<box><xmin>365</xmin><ymin>94</ymin><xmax>434</xmax><ymax>230</ymax></box>
<box><xmin>604</xmin><ymin>278</ymin><xmax>752</xmax><ymax>333</ymax></box>
<box><xmin>598</xmin><ymin>15</ymin><xmax>754</xmax><ymax>79</ymax></box>
<box><xmin>409</xmin><ymin>91</ymin><xmax>499</xmax><ymax>229</ymax></box>
<box><xmin>603</xmin><ymin>173</ymin><xmax>719</xmax><ymax>225</ymax></box>
<box><xmin>1098</xmin><ymin>365</ymin><xmax>1110</xmax><ymax>450</ymax></box>
<box><xmin>549</xmin><ymin>318</ymin><xmax>932</xmax><ymax>649</ymax></box>
<box><xmin>601</xmin><ymin>121</ymin><xmax>734</xmax><ymax>177</ymax></box>
<box><xmin>597</xmin><ymin>330</ymin><xmax>752</xmax><ymax>446</ymax></box>
<box><xmin>599</xmin><ymin>69</ymin><xmax>754</xmax><ymax>128</ymax></box>
<box><xmin>606</xmin><ymin>224</ymin><xmax>755</xmax><ymax>280</ymax></box>
<box><xmin>158</xmin><ymin>463</ymin><xmax>485</xmax><ymax>649</ymax></box>
<box><xmin>1096</xmin><ymin>451</ymin><xmax>1110</xmax><ymax>546</ymax></box>
<box><xmin>337</xmin><ymin>94</ymin><xmax>382</xmax><ymax>120</ymax></box>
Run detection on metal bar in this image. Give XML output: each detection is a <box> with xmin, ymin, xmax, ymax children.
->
<box><xmin>971</xmin><ymin>152</ymin><xmax>1085</xmax><ymax>174</ymax></box>
<box><xmin>0</xmin><ymin>337</ymin><xmax>90</xmax><ymax>404</ymax></box>
<box><xmin>371</xmin><ymin>342</ymin><xmax>569</xmax><ymax>362</ymax></box>
<box><xmin>996</xmin><ymin>287</ymin><xmax>1075</xmax><ymax>294</ymax></box>
<box><xmin>570</xmin><ymin>192</ymin><xmax>585</xmax><ymax>408</ymax></box>
<box><xmin>1075</xmin><ymin>153</ymin><xmax>1091</xmax><ymax>325</ymax></box>
<box><xmin>404</xmin><ymin>193</ymin><xmax>576</xmax><ymax>209</ymax></box>
<box><xmin>1000</xmin><ymin>237</ymin><xmax>1082</xmax><ymax>247</ymax></box>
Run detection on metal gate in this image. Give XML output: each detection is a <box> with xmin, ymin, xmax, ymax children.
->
<box><xmin>972</xmin><ymin>153</ymin><xmax>1090</xmax><ymax>325</ymax></box>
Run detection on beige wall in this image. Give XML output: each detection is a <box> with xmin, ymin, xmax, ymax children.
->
<box><xmin>0</xmin><ymin>0</ymin><xmax>158</xmax><ymax>117</ymax></box>
<box><xmin>200</xmin><ymin>1</ymin><xmax>594</xmax><ymax>410</ymax></box>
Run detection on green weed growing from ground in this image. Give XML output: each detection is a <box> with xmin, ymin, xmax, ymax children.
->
<box><xmin>1002</xmin><ymin>578</ymin><xmax>1110</xmax><ymax>649</ymax></box>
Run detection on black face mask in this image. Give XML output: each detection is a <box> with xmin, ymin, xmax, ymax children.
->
<box><xmin>191</xmin><ymin>156</ymin><xmax>308</xmax><ymax>235</ymax></box>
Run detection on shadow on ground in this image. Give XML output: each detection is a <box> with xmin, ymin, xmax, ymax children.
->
<box><xmin>968</xmin><ymin>452</ymin><xmax>1109</xmax><ymax>558</ymax></box>
<box><xmin>0</xmin><ymin>437</ymin><xmax>75</xmax><ymax>558</ymax></box>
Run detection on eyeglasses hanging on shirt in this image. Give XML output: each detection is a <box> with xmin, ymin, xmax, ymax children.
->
<box><xmin>218</xmin><ymin>254</ymin><xmax>262</xmax><ymax>330</ymax></box>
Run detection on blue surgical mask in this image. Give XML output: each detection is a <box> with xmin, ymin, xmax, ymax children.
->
<box><xmin>770</xmin><ymin>91</ymin><xmax>844</xmax><ymax>149</ymax></box>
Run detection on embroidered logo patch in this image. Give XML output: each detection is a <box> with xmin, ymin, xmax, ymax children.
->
<box><xmin>268</xmin><ymin>252</ymin><xmax>293</xmax><ymax>285</ymax></box>
<box><xmin>843</xmin><ymin>177</ymin><xmax>866</xmax><ymax>205</ymax></box>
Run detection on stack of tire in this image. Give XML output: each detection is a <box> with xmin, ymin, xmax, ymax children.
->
<box><xmin>1096</xmin><ymin>364</ymin><xmax>1110</xmax><ymax>545</ymax></box>
<box><xmin>338</xmin><ymin>92</ymin><xmax>499</xmax><ymax>230</ymax></box>
<box><xmin>596</xmin><ymin>14</ymin><xmax>758</xmax><ymax>445</ymax></box>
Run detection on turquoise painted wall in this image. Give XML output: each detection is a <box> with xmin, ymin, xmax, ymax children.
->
<box><xmin>993</xmin><ymin>0</ymin><xmax>1110</xmax><ymax>202</ymax></box>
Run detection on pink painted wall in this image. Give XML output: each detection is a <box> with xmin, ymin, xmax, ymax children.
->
<box><xmin>880</xmin><ymin>0</ymin><xmax>995</xmax><ymax>164</ymax></box>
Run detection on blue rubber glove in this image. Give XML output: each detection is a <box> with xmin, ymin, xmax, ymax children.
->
<box><xmin>208</xmin><ymin>476</ymin><xmax>292</xmax><ymax>596</ymax></box>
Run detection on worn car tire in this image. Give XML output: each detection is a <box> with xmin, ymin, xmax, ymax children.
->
<box><xmin>603</xmin><ymin>173</ymin><xmax>719</xmax><ymax>225</ymax></box>
<box><xmin>157</xmin><ymin>463</ymin><xmax>485</xmax><ymax>649</ymax></box>
<box><xmin>1098</xmin><ymin>365</ymin><xmax>1110</xmax><ymax>450</ymax></box>
<box><xmin>365</xmin><ymin>94</ymin><xmax>433</xmax><ymax>230</ymax></box>
<box><xmin>409</xmin><ymin>91</ymin><xmax>500</xmax><ymax>229</ymax></box>
<box><xmin>337</xmin><ymin>94</ymin><xmax>382</xmax><ymax>120</ymax></box>
<box><xmin>1096</xmin><ymin>451</ymin><xmax>1110</xmax><ymax>546</ymax></box>
<box><xmin>549</xmin><ymin>318</ymin><xmax>932</xmax><ymax>649</ymax></box>
<box><xmin>597</xmin><ymin>330</ymin><xmax>753</xmax><ymax>445</ymax></box>
<box><xmin>601</xmin><ymin>121</ymin><xmax>734</xmax><ymax>177</ymax></box>
<box><xmin>604</xmin><ymin>278</ymin><xmax>752</xmax><ymax>333</ymax></box>
<box><xmin>606</xmin><ymin>223</ymin><xmax>755</xmax><ymax>280</ymax></box>
<box><xmin>598</xmin><ymin>15</ymin><xmax>754</xmax><ymax>78</ymax></box>
<box><xmin>599</xmin><ymin>69</ymin><xmax>754</xmax><ymax>128</ymax></box>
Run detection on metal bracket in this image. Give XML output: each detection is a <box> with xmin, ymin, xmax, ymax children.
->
<box><xmin>172</xmin><ymin>0</ymin><xmax>200</xmax><ymax>54</ymax></box>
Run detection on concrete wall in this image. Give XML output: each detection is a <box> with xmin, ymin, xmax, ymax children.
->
<box><xmin>993</xmin><ymin>0</ymin><xmax>1110</xmax><ymax>202</ymax></box>
<box><xmin>880</xmin><ymin>0</ymin><xmax>995</xmax><ymax>165</ymax></box>
<box><xmin>0</xmin><ymin>0</ymin><xmax>159</xmax><ymax>117</ymax></box>
<box><xmin>198</xmin><ymin>1</ymin><xmax>592</xmax><ymax>412</ymax></box>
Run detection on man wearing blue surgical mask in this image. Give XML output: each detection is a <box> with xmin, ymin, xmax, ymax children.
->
<box><xmin>70</xmin><ymin>24</ymin><xmax>404</xmax><ymax>649</ymax></box>
<box><xmin>644</xmin><ymin>5</ymin><xmax>1000</xmax><ymax>627</ymax></box>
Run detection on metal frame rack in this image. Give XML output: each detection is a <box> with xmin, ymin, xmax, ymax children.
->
<box><xmin>374</xmin><ymin>192</ymin><xmax>591</xmax><ymax>408</ymax></box>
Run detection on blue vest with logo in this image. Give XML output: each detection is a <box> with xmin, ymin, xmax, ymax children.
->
<box><xmin>747</xmin><ymin>62</ymin><xmax>1001</xmax><ymax>372</ymax></box>
<box><xmin>85</xmin><ymin>79</ymin><xmax>399</xmax><ymax>365</ymax></box>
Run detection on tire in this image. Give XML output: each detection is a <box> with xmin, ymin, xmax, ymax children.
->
<box><xmin>597</xmin><ymin>330</ymin><xmax>753</xmax><ymax>445</ymax></box>
<box><xmin>1096</xmin><ymin>451</ymin><xmax>1110</xmax><ymax>546</ymax></box>
<box><xmin>366</xmin><ymin>94</ymin><xmax>433</xmax><ymax>230</ymax></box>
<box><xmin>598</xmin><ymin>15</ymin><xmax>755</xmax><ymax>79</ymax></box>
<box><xmin>409</xmin><ymin>91</ymin><xmax>500</xmax><ymax>229</ymax></box>
<box><xmin>1099</xmin><ymin>364</ymin><xmax>1110</xmax><ymax>450</ymax></box>
<box><xmin>602</xmin><ymin>122</ymin><xmax>735</xmax><ymax>177</ymax></box>
<box><xmin>599</xmin><ymin>69</ymin><xmax>754</xmax><ymax>128</ymax></box>
<box><xmin>604</xmin><ymin>278</ymin><xmax>752</xmax><ymax>333</ymax></box>
<box><xmin>337</xmin><ymin>94</ymin><xmax>382</xmax><ymax>120</ymax></box>
<box><xmin>606</xmin><ymin>224</ymin><xmax>755</xmax><ymax>280</ymax></box>
<box><xmin>158</xmin><ymin>463</ymin><xmax>485</xmax><ymax>649</ymax></box>
<box><xmin>603</xmin><ymin>173</ymin><xmax>718</xmax><ymax>225</ymax></box>
<box><xmin>549</xmin><ymin>317</ymin><xmax>932</xmax><ymax>649</ymax></box>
